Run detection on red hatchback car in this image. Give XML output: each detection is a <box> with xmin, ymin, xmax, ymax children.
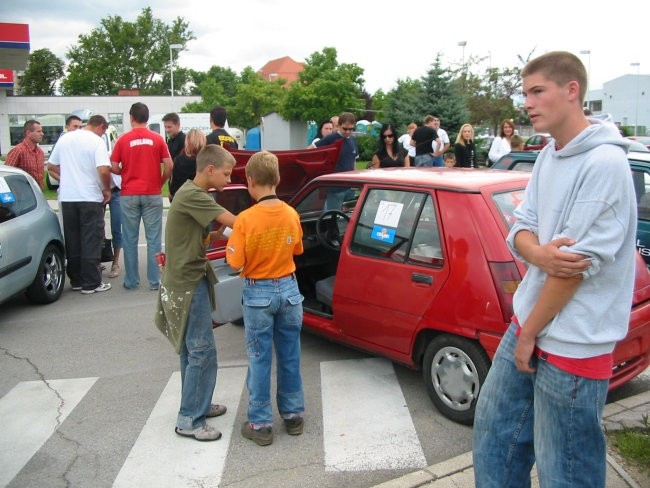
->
<box><xmin>208</xmin><ymin>168</ymin><xmax>650</xmax><ymax>424</ymax></box>
<box><xmin>523</xmin><ymin>133</ymin><xmax>552</xmax><ymax>151</ymax></box>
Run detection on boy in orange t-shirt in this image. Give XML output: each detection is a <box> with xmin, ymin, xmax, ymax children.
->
<box><xmin>226</xmin><ymin>151</ymin><xmax>304</xmax><ymax>446</ymax></box>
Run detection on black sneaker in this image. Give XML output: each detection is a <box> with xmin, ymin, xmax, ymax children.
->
<box><xmin>284</xmin><ymin>417</ymin><xmax>304</xmax><ymax>435</ymax></box>
<box><xmin>241</xmin><ymin>421</ymin><xmax>273</xmax><ymax>446</ymax></box>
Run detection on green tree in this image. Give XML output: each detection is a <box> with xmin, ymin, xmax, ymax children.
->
<box><xmin>18</xmin><ymin>48</ymin><xmax>64</xmax><ymax>95</ymax></box>
<box><xmin>281</xmin><ymin>47</ymin><xmax>365</xmax><ymax>122</ymax></box>
<box><xmin>189</xmin><ymin>65</ymin><xmax>239</xmax><ymax>99</ymax></box>
<box><xmin>417</xmin><ymin>56</ymin><xmax>468</xmax><ymax>137</ymax></box>
<box><xmin>383</xmin><ymin>78</ymin><xmax>422</xmax><ymax>131</ymax></box>
<box><xmin>464</xmin><ymin>64</ymin><xmax>522</xmax><ymax>133</ymax></box>
<box><xmin>62</xmin><ymin>7</ymin><xmax>194</xmax><ymax>95</ymax></box>
<box><xmin>182</xmin><ymin>78</ymin><xmax>226</xmax><ymax>113</ymax></box>
<box><xmin>230</xmin><ymin>67</ymin><xmax>287</xmax><ymax>128</ymax></box>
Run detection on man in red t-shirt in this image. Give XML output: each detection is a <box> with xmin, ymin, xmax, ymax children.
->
<box><xmin>111</xmin><ymin>102</ymin><xmax>173</xmax><ymax>290</ymax></box>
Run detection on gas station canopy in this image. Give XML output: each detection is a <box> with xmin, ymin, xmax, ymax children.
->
<box><xmin>0</xmin><ymin>23</ymin><xmax>30</xmax><ymax>72</ymax></box>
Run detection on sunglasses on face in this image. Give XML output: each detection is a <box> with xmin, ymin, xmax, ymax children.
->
<box><xmin>340</xmin><ymin>126</ymin><xmax>354</xmax><ymax>132</ymax></box>
<box><xmin>382</xmin><ymin>134</ymin><xmax>395</xmax><ymax>139</ymax></box>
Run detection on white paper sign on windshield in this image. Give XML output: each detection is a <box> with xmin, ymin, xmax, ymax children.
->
<box><xmin>374</xmin><ymin>200</ymin><xmax>403</xmax><ymax>228</ymax></box>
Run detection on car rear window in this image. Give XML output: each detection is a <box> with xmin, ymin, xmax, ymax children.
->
<box><xmin>0</xmin><ymin>174</ymin><xmax>37</xmax><ymax>223</ymax></box>
<box><xmin>492</xmin><ymin>189</ymin><xmax>526</xmax><ymax>229</ymax></box>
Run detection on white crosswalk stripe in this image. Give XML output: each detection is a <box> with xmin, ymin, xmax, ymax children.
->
<box><xmin>0</xmin><ymin>377</ymin><xmax>98</xmax><ymax>487</ymax></box>
<box><xmin>114</xmin><ymin>367</ymin><xmax>247</xmax><ymax>488</ymax></box>
<box><xmin>321</xmin><ymin>358</ymin><xmax>427</xmax><ymax>471</ymax></box>
<box><xmin>1</xmin><ymin>358</ymin><xmax>428</xmax><ymax>486</ymax></box>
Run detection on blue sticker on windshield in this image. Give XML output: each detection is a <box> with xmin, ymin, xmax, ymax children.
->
<box><xmin>371</xmin><ymin>225</ymin><xmax>395</xmax><ymax>243</ymax></box>
<box><xmin>0</xmin><ymin>192</ymin><xmax>15</xmax><ymax>203</ymax></box>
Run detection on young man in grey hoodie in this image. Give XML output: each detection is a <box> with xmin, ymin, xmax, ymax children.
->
<box><xmin>473</xmin><ymin>51</ymin><xmax>636</xmax><ymax>488</ymax></box>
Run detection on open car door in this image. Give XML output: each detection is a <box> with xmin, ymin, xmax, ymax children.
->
<box><xmin>205</xmin><ymin>185</ymin><xmax>251</xmax><ymax>325</ymax></box>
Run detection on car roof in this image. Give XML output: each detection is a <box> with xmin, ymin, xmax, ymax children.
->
<box><xmin>628</xmin><ymin>151</ymin><xmax>650</xmax><ymax>164</ymax></box>
<box><xmin>313</xmin><ymin>167</ymin><xmax>531</xmax><ymax>192</ymax></box>
<box><xmin>0</xmin><ymin>165</ymin><xmax>34</xmax><ymax>180</ymax></box>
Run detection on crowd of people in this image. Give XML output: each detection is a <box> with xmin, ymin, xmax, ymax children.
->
<box><xmin>3</xmin><ymin>51</ymin><xmax>635</xmax><ymax>487</ymax></box>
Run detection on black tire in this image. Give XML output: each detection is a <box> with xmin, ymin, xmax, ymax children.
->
<box><xmin>422</xmin><ymin>334</ymin><xmax>490</xmax><ymax>425</ymax></box>
<box><xmin>25</xmin><ymin>244</ymin><xmax>65</xmax><ymax>304</ymax></box>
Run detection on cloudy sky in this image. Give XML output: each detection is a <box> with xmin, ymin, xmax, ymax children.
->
<box><xmin>1</xmin><ymin>0</ymin><xmax>648</xmax><ymax>94</ymax></box>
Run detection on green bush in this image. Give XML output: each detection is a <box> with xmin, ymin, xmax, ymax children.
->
<box><xmin>356</xmin><ymin>133</ymin><xmax>379</xmax><ymax>162</ymax></box>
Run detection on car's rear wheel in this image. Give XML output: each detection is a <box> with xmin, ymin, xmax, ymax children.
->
<box><xmin>422</xmin><ymin>334</ymin><xmax>490</xmax><ymax>425</ymax></box>
<box><xmin>25</xmin><ymin>244</ymin><xmax>65</xmax><ymax>304</ymax></box>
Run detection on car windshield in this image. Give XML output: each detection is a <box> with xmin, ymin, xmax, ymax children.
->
<box><xmin>492</xmin><ymin>188</ymin><xmax>526</xmax><ymax>229</ymax></box>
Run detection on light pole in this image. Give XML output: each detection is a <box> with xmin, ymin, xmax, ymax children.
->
<box><xmin>631</xmin><ymin>62</ymin><xmax>640</xmax><ymax>136</ymax></box>
<box><xmin>458</xmin><ymin>41</ymin><xmax>467</xmax><ymax>89</ymax></box>
<box><xmin>169</xmin><ymin>43</ymin><xmax>182</xmax><ymax>110</ymax></box>
<box><xmin>457</xmin><ymin>41</ymin><xmax>467</xmax><ymax>68</ymax></box>
<box><xmin>580</xmin><ymin>50</ymin><xmax>591</xmax><ymax>111</ymax></box>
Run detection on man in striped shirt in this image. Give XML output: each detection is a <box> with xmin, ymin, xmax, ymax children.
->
<box><xmin>6</xmin><ymin>120</ymin><xmax>45</xmax><ymax>189</ymax></box>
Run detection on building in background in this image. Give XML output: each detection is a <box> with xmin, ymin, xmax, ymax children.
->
<box><xmin>585</xmin><ymin>74</ymin><xmax>650</xmax><ymax>134</ymax></box>
<box><xmin>257</xmin><ymin>56</ymin><xmax>303</xmax><ymax>84</ymax></box>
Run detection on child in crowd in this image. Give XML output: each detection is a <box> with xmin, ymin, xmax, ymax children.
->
<box><xmin>155</xmin><ymin>144</ymin><xmax>236</xmax><ymax>442</ymax></box>
<box><xmin>226</xmin><ymin>151</ymin><xmax>305</xmax><ymax>446</ymax></box>
<box><xmin>443</xmin><ymin>153</ymin><xmax>456</xmax><ymax>167</ymax></box>
<box><xmin>510</xmin><ymin>134</ymin><xmax>525</xmax><ymax>151</ymax></box>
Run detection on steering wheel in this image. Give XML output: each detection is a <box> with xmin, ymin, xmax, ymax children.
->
<box><xmin>316</xmin><ymin>210</ymin><xmax>351</xmax><ymax>251</ymax></box>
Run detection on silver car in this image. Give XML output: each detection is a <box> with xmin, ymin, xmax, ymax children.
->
<box><xmin>0</xmin><ymin>165</ymin><xmax>65</xmax><ymax>304</ymax></box>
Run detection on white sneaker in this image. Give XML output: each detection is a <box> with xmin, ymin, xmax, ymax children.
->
<box><xmin>81</xmin><ymin>283</ymin><xmax>112</xmax><ymax>294</ymax></box>
<box><xmin>175</xmin><ymin>424</ymin><xmax>222</xmax><ymax>441</ymax></box>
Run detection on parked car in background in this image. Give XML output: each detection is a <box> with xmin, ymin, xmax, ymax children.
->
<box><xmin>523</xmin><ymin>133</ymin><xmax>552</xmax><ymax>151</ymax></box>
<box><xmin>205</xmin><ymin>167</ymin><xmax>650</xmax><ymax>424</ymax></box>
<box><xmin>627</xmin><ymin>136</ymin><xmax>650</xmax><ymax>151</ymax></box>
<box><xmin>489</xmin><ymin>151</ymin><xmax>538</xmax><ymax>171</ymax></box>
<box><xmin>0</xmin><ymin>166</ymin><xmax>65</xmax><ymax>305</ymax></box>
<box><xmin>491</xmin><ymin>150</ymin><xmax>650</xmax><ymax>267</ymax></box>
<box><xmin>628</xmin><ymin>138</ymin><xmax>650</xmax><ymax>153</ymax></box>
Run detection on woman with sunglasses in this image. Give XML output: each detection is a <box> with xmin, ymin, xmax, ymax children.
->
<box><xmin>370</xmin><ymin>123</ymin><xmax>411</xmax><ymax>168</ymax></box>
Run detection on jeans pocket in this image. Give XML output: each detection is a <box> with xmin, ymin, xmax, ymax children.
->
<box><xmin>284</xmin><ymin>293</ymin><xmax>304</xmax><ymax>328</ymax></box>
<box><xmin>244</xmin><ymin>297</ymin><xmax>272</xmax><ymax>307</ymax></box>
<box><xmin>286</xmin><ymin>293</ymin><xmax>304</xmax><ymax>306</ymax></box>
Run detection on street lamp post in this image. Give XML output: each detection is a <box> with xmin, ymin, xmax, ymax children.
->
<box><xmin>631</xmin><ymin>63</ymin><xmax>640</xmax><ymax>136</ymax></box>
<box><xmin>580</xmin><ymin>50</ymin><xmax>591</xmax><ymax>111</ymax></box>
<box><xmin>169</xmin><ymin>43</ymin><xmax>182</xmax><ymax>111</ymax></box>
<box><xmin>458</xmin><ymin>41</ymin><xmax>467</xmax><ymax>89</ymax></box>
<box><xmin>457</xmin><ymin>41</ymin><xmax>467</xmax><ymax>68</ymax></box>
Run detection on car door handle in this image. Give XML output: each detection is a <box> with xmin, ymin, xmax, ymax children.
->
<box><xmin>412</xmin><ymin>273</ymin><xmax>433</xmax><ymax>285</ymax></box>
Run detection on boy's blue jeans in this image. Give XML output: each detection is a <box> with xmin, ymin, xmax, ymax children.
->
<box><xmin>177</xmin><ymin>278</ymin><xmax>217</xmax><ymax>430</ymax></box>
<box><xmin>242</xmin><ymin>275</ymin><xmax>304</xmax><ymax>428</ymax></box>
<box><xmin>473</xmin><ymin>323</ymin><xmax>609</xmax><ymax>488</ymax></box>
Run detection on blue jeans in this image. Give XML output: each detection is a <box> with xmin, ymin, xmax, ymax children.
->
<box><xmin>473</xmin><ymin>323</ymin><xmax>609</xmax><ymax>488</ymax></box>
<box><xmin>243</xmin><ymin>275</ymin><xmax>304</xmax><ymax>428</ymax></box>
<box><xmin>120</xmin><ymin>194</ymin><xmax>162</xmax><ymax>289</ymax></box>
<box><xmin>177</xmin><ymin>279</ymin><xmax>217</xmax><ymax>430</ymax></box>
<box><xmin>432</xmin><ymin>156</ymin><xmax>444</xmax><ymax>167</ymax></box>
<box><xmin>414</xmin><ymin>154</ymin><xmax>434</xmax><ymax>167</ymax></box>
<box><xmin>108</xmin><ymin>188</ymin><xmax>122</xmax><ymax>249</ymax></box>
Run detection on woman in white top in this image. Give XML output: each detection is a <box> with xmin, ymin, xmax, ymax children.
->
<box><xmin>488</xmin><ymin>119</ymin><xmax>515</xmax><ymax>164</ymax></box>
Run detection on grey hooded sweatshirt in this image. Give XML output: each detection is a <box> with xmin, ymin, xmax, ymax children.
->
<box><xmin>507</xmin><ymin>117</ymin><xmax>637</xmax><ymax>359</ymax></box>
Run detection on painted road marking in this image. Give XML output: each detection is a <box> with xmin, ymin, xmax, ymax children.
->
<box><xmin>321</xmin><ymin>357</ymin><xmax>427</xmax><ymax>471</ymax></box>
<box><xmin>0</xmin><ymin>377</ymin><xmax>98</xmax><ymax>487</ymax></box>
<box><xmin>113</xmin><ymin>367</ymin><xmax>247</xmax><ymax>488</ymax></box>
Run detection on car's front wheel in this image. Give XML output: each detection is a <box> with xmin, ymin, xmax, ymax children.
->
<box><xmin>422</xmin><ymin>334</ymin><xmax>490</xmax><ymax>425</ymax></box>
<box><xmin>25</xmin><ymin>244</ymin><xmax>65</xmax><ymax>304</ymax></box>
